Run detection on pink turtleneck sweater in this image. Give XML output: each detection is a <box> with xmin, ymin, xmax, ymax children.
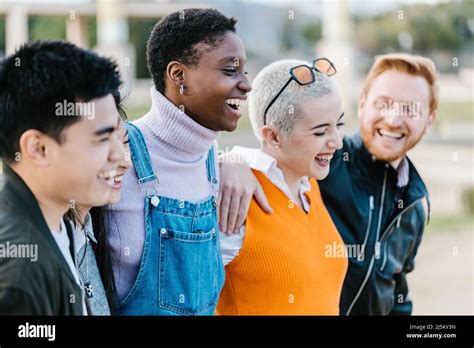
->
<box><xmin>106</xmin><ymin>87</ymin><xmax>219</xmax><ymax>302</ymax></box>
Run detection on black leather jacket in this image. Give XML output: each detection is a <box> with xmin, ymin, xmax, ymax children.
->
<box><xmin>319</xmin><ymin>132</ymin><xmax>430</xmax><ymax>315</ymax></box>
<box><xmin>0</xmin><ymin>163</ymin><xmax>84</xmax><ymax>315</ymax></box>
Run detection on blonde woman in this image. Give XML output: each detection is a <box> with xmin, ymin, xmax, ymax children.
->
<box><xmin>217</xmin><ymin>58</ymin><xmax>348</xmax><ymax>315</ymax></box>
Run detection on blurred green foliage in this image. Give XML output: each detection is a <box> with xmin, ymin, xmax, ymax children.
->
<box><xmin>299</xmin><ymin>1</ymin><xmax>473</xmax><ymax>71</ymax></box>
<box><xmin>353</xmin><ymin>1</ymin><xmax>473</xmax><ymax>58</ymax></box>
<box><xmin>85</xmin><ymin>17</ymin><xmax>97</xmax><ymax>47</ymax></box>
<box><xmin>301</xmin><ymin>21</ymin><xmax>322</xmax><ymax>46</ymax></box>
<box><xmin>427</xmin><ymin>213</ymin><xmax>473</xmax><ymax>232</ymax></box>
<box><xmin>462</xmin><ymin>187</ymin><xmax>474</xmax><ymax>215</ymax></box>
<box><xmin>29</xmin><ymin>16</ymin><xmax>65</xmax><ymax>41</ymax></box>
<box><xmin>128</xmin><ymin>17</ymin><xmax>160</xmax><ymax>79</ymax></box>
<box><xmin>0</xmin><ymin>14</ymin><xmax>158</xmax><ymax>78</ymax></box>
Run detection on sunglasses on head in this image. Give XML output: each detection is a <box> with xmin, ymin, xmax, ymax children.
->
<box><xmin>263</xmin><ymin>58</ymin><xmax>337</xmax><ymax>125</ymax></box>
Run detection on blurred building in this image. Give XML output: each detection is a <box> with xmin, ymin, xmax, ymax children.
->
<box><xmin>0</xmin><ymin>0</ymin><xmax>207</xmax><ymax>95</ymax></box>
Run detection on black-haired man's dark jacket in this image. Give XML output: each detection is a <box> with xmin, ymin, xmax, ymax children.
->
<box><xmin>0</xmin><ymin>163</ymin><xmax>83</xmax><ymax>315</ymax></box>
<box><xmin>319</xmin><ymin>132</ymin><xmax>430</xmax><ymax>315</ymax></box>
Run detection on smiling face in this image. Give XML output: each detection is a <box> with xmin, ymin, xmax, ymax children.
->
<box><xmin>42</xmin><ymin>94</ymin><xmax>125</xmax><ymax>208</ymax></box>
<box><xmin>177</xmin><ymin>31</ymin><xmax>252</xmax><ymax>132</ymax></box>
<box><xmin>272</xmin><ymin>91</ymin><xmax>344</xmax><ymax>181</ymax></box>
<box><xmin>107</xmin><ymin>122</ymin><xmax>131</xmax><ymax>204</ymax></box>
<box><xmin>359</xmin><ymin>70</ymin><xmax>435</xmax><ymax>164</ymax></box>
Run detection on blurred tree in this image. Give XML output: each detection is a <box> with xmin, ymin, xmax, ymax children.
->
<box><xmin>0</xmin><ymin>15</ymin><xmax>95</xmax><ymax>55</ymax></box>
<box><xmin>406</xmin><ymin>5</ymin><xmax>464</xmax><ymax>52</ymax></box>
<box><xmin>301</xmin><ymin>21</ymin><xmax>322</xmax><ymax>47</ymax></box>
<box><xmin>28</xmin><ymin>16</ymin><xmax>66</xmax><ymax>41</ymax></box>
<box><xmin>281</xmin><ymin>15</ymin><xmax>293</xmax><ymax>51</ymax></box>
<box><xmin>462</xmin><ymin>187</ymin><xmax>474</xmax><ymax>215</ymax></box>
<box><xmin>85</xmin><ymin>16</ymin><xmax>97</xmax><ymax>48</ymax></box>
<box><xmin>354</xmin><ymin>1</ymin><xmax>473</xmax><ymax>56</ymax></box>
<box><xmin>129</xmin><ymin>18</ymin><xmax>160</xmax><ymax>79</ymax></box>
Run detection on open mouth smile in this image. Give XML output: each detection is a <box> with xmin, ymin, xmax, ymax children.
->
<box><xmin>315</xmin><ymin>153</ymin><xmax>334</xmax><ymax>167</ymax></box>
<box><xmin>224</xmin><ymin>98</ymin><xmax>245</xmax><ymax>116</ymax></box>
<box><xmin>97</xmin><ymin>168</ymin><xmax>118</xmax><ymax>188</ymax></box>
<box><xmin>377</xmin><ymin>128</ymin><xmax>406</xmax><ymax>140</ymax></box>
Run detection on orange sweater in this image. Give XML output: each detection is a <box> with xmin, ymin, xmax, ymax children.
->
<box><xmin>216</xmin><ymin>170</ymin><xmax>348</xmax><ymax>315</ymax></box>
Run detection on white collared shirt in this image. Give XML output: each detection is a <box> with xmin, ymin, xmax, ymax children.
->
<box><xmin>219</xmin><ymin>147</ymin><xmax>312</xmax><ymax>266</ymax></box>
<box><xmin>396</xmin><ymin>156</ymin><xmax>409</xmax><ymax>188</ymax></box>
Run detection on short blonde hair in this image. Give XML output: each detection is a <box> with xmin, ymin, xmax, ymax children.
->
<box><xmin>361</xmin><ymin>53</ymin><xmax>439</xmax><ymax>113</ymax></box>
<box><xmin>249</xmin><ymin>59</ymin><xmax>338</xmax><ymax>142</ymax></box>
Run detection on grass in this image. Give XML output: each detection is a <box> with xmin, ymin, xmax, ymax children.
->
<box><xmin>124</xmin><ymin>104</ymin><xmax>151</xmax><ymax>121</ymax></box>
<box><xmin>426</xmin><ymin>214</ymin><xmax>473</xmax><ymax>233</ymax></box>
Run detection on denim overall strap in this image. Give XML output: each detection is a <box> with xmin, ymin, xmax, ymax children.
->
<box><xmin>115</xmin><ymin>125</ymin><xmax>224</xmax><ymax>316</ymax></box>
<box><xmin>205</xmin><ymin>145</ymin><xmax>218</xmax><ymax>203</ymax></box>
<box><xmin>124</xmin><ymin>122</ymin><xmax>160</xmax><ymax>204</ymax></box>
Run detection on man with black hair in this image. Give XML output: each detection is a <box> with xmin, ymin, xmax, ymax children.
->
<box><xmin>0</xmin><ymin>40</ymin><xmax>125</xmax><ymax>315</ymax></box>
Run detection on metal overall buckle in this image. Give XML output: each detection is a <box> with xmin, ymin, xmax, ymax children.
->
<box><xmin>138</xmin><ymin>174</ymin><xmax>160</xmax><ymax>207</ymax></box>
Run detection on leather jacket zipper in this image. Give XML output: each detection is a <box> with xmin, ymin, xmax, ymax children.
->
<box><xmin>374</xmin><ymin>171</ymin><xmax>387</xmax><ymax>260</ymax></box>
<box><xmin>379</xmin><ymin>198</ymin><xmax>424</xmax><ymax>272</ymax></box>
<box><xmin>357</xmin><ymin>196</ymin><xmax>374</xmax><ymax>262</ymax></box>
<box><xmin>346</xmin><ymin>170</ymin><xmax>387</xmax><ymax>315</ymax></box>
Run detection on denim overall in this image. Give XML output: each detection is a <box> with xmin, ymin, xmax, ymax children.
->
<box><xmin>114</xmin><ymin>122</ymin><xmax>225</xmax><ymax>315</ymax></box>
